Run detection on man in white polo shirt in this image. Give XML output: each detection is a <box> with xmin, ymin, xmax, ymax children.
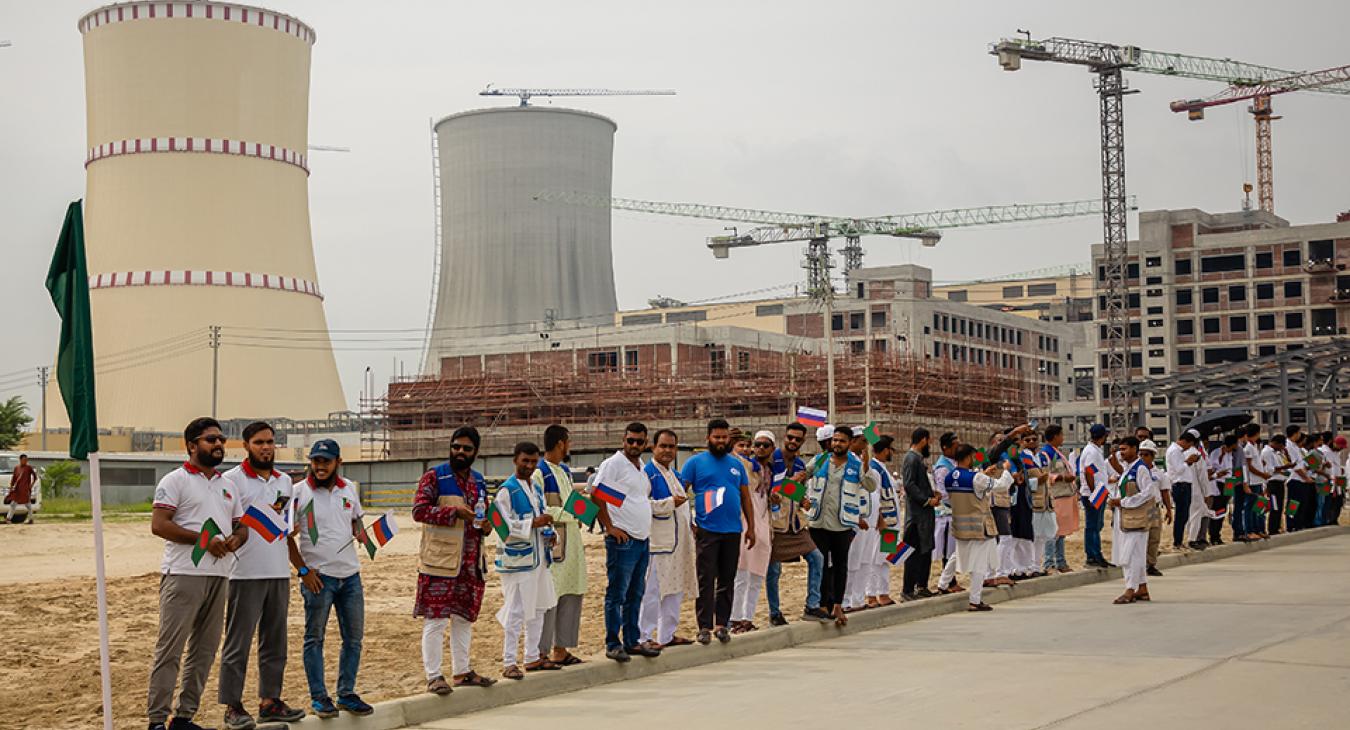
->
<box><xmin>217</xmin><ymin>422</ymin><xmax>306</xmax><ymax>729</ymax></box>
<box><xmin>291</xmin><ymin>440</ymin><xmax>372</xmax><ymax>719</ymax></box>
<box><xmin>147</xmin><ymin>417</ymin><xmax>248</xmax><ymax>730</ymax></box>
<box><xmin>593</xmin><ymin>422</ymin><xmax>655</xmax><ymax>663</ymax></box>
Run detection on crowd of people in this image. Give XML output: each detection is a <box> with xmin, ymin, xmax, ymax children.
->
<box><xmin>141</xmin><ymin>415</ymin><xmax>1347</xmax><ymax>730</ymax></box>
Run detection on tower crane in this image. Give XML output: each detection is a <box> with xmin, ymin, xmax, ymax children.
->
<box><xmin>1170</xmin><ymin>63</ymin><xmax>1350</xmax><ymax>214</ymax></box>
<box><xmin>989</xmin><ymin>33</ymin><xmax>1350</xmax><ymax>430</ymax></box>
<box><xmin>479</xmin><ymin>85</ymin><xmax>676</xmax><ymax>107</ymax></box>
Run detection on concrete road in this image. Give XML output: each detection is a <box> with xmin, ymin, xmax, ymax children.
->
<box><xmin>414</xmin><ymin>533</ymin><xmax>1350</xmax><ymax>730</ymax></box>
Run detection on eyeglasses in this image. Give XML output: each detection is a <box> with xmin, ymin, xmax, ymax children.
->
<box><xmin>753</xmin><ymin>442</ymin><xmax>774</xmax><ymax>448</ymax></box>
<box><xmin>449</xmin><ymin>444</ymin><xmax>475</xmax><ymax>453</ymax></box>
<box><xmin>624</xmin><ymin>437</ymin><xmax>647</xmax><ymax>446</ymax></box>
<box><xmin>197</xmin><ymin>435</ymin><xmax>227</xmax><ymax>444</ymax></box>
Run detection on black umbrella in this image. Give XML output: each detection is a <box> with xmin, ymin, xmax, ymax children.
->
<box><xmin>1183</xmin><ymin>408</ymin><xmax>1254</xmax><ymax>438</ymax></box>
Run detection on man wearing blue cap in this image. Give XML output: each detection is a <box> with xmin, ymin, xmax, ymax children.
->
<box><xmin>291</xmin><ymin>439</ymin><xmax>373</xmax><ymax>719</ymax></box>
<box><xmin>1079</xmin><ymin>424</ymin><xmax>1113</xmax><ymax>568</ymax></box>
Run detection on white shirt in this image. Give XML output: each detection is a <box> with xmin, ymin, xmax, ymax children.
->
<box><xmin>153</xmin><ymin>463</ymin><xmax>244</xmax><ymax>577</ymax></box>
<box><xmin>1319</xmin><ymin>445</ymin><xmax>1338</xmax><ymax>482</ymax></box>
<box><xmin>594</xmin><ymin>450</ymin><xmax>653</xmax><ymax>540</ymax></box>
<box><xmin>1119</xmin><ymin>460</ymin><xmax>1158</xmax><ymax>508</ymax></box>
<box><xmin>1150</xmin><ymin>464</ymin><xmax>1170</xmax><ymax>502</ymax></box>
<box><xmin>1165</xmin><ymin>442</ymin><xmax>1194</xmax><ymax>484</ymax></box>
<box><xmin>293</xmin><ymin>475</ymin><xmax>364</xmax><ymax>579</ymax></box>
<box><xmin>1262</xmin><ymin>444</ymin><xmax>1288</xmax><ymax>481</ymax></box>
<box><xmin>1244</xmin><ymin>442</ymin><xmax>1265</xmax><ymax>486</ymax></box>
<box><xmin>1078</xmin><ymin>442</ymin><xmax>1110</xmax><ymax>496</ymax></box>
<box><xmin>224</xmin><ymin>462</ymin><xmax>294</xmax><ymax>581</ymax></box>
<box><xmin>1285</xmin><ymin>442</ymin><xmax>1310</xmax><ymax>482</ymax></box>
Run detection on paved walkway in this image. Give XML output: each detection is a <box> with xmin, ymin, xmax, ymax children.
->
<box><xmin>414</xmin><ymin>533</ymin><xmax>1350</xmax><ymax>729</ymax></box>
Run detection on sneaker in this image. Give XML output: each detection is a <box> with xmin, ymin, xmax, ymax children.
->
<box><xmin>801</xmin><ymin>607</ymin><xmax>830</xmax><ymax>622</ymax></box>
<box><xmin>310</xmin><ymin>697</ymin><xmax>339</xmax><ymax>720</ymax></box>
<box><xmin>714</xmin><ymin>626</ymin><xmax>731</xmax><ymax>643</ymax></box>
<box><xmin>769</xmin><ymin>612</ymin><xmax>788</xmax><ymax>626</ymax></box>
<box><xmin>336</xmin><ymin>694</ymin><xmax>373</xmax><ymax>716</ymax></box>
<box><xmin>696</xmin><ymin>630</ymin><xmax>711</xmax><ymax>645</ymax></box>
<box><xmin>223</xmin><ymin>705</ymin><xmax>256</xmax><ymax>730</ymax></box>
<box><xmin>605</xmin><ymin>646</ymin><xmax>632</xmax><ymax>662</ymax></box>
<box><xmin>148</xmin><ymin>725</ymin><xmax>167</xmax><ymax>730</ymax></box>
<box><xmin>167</xmin><ymin>719</ymin><xmax>208</xmax><ymax>730</ymax></box>
<box><xmin>258</xmin><ymin>699</ymin><xmax>305</xmax><ymax>723</ymax></box>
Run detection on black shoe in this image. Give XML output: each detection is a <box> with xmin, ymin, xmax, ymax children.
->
<box><xmin>914</xmin><ymin>587</ymin><xmax>936</xmax><ymax>598</ymax></box>
<box><xmin>223</xmin><ymin>704</ymin><xmax>256</xmax><ymax>730</ymax></box>
<box><xmin>801</xmin><ymin>607</ymin><xmax>830</xmax><ymax>622</ymax></box>
<box><xmin>626</xmin><ymin>643</ymin><xmax>661</xmax><ymax>658</ymax></box>
<box><xmin>714</xmin><ymin>627</ymin><xmax>731</xmax><ymax>643</ymax></box>
<box><xmin>900</xmin><ymin>590</ymin><xmax>918</xmax><ymax>601</ymax></box>
<box><xmin>310</xmin><ymin>697</ymin><xmax>339</xmax><ymax>720</ymax></box>
<box><xmin>336</xmin><ymin>694</ymin><xmax>373</xmax><ymax>717</ymax></box>
<box><xmin>258</xmin><ymin>699</ymin><xmax>305</xmax><ymax>723</ymax></box>
<box><xmin>769</xmin><ymin>612</ymin><xmax>788</xmax><ymax>626</ymax></box>
<box><xmin>605</xmin><ymin>646</ymin><xmax>632</xmax><ymax>662</ymax></box>
<box><xmin>696</xmin><ymin>630</ymin><xmax>711</xmax><ymax>645</ymax></box>
<box><xmin>149</xmin><ymin>724</ymin><xmax>167</xmax><ymax>730</ymax></box>
<box><xmin>167</xmin><ymin>719</ymin><xmax>208</xmax><ymax>730</ymax></box>
<box><xmin>1146</xmin><ymin>566</ymin><xmax>1164</xmax><ymax>577</ymax></box>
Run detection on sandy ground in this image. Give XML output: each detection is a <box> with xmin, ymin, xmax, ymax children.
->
<box><xmin>0</xmin><ymin>507</ymin><xmax>1312</xmax><ymax>730</ymax></box>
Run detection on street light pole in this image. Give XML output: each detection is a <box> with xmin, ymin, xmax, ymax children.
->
<box><xmin>38</xmin><ymin>366</ymin><xmax>49</xmax><ymax>450</ymax></box>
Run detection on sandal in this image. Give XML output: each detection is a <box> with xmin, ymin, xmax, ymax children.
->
<box><xmin>452</xmin><ymin>670</ymin><xmax>497</xmax><ymax>688</ymax></box>
<box><xmin>876</xmin><ymin>596</ymin><xmax>896</xmax><ymax>606</ymax></box>
<box><xmin>524</xmin><ymin>660</ymin><xmax>561</xmax><ymax>672</ymax></box>
<box><xmin>556</xmin><ymin>652</ymin><xmax>585</xmax><ymax>665</ymax></box>
<box><xmin>1135</xmin><ymin>592</ymin><xmax>1151</xmax><ymax>602</ymax></box>
<box><xmin>426</xmin><ymin>676</ymin><xmax>452</xmax><ymax>696</ymax></box>
<box><xmin>663</xmin><ymin>636</ymin><xmax>693</xmax><ymax>647</ymax></box>
<box><xmin>1113</xmin><ymin>593</ymin><xmax>1136</xmax><ymax>605</ymax></box>
<box><xmin>833</xmin><ymin>608</ymin><xmax>848</xmax><ymax>627</ymax></box>
<box><xmin>502</xmin><ymin>665</ymin><xmax>525</xmax><ymax>680</ymax></box>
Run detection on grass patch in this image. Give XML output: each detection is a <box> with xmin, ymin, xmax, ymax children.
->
<box><xmin>38</xmin><ymin>498</ymin><xmax>155</xmax><ymax>521</ymax></box>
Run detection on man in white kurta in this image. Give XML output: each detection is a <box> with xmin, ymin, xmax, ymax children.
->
<box><xmin>1110</xmin><ymin>439</ymin><xmax>1158</xmax><ymax>603</ymax></box>
<box><xmin>640</xmin><ymin>429</ymin><xmax>698</xmax><ymax>648</ymax></box>
<box><xmin>844</xmin><ymin>430</ymin><xmax>885</xmax><ymax>609</ymax></box>
<box><xmin>945</xmin><ymin>446</ymin><xmax>1013</xmax><ymax>611</ymax></box>
<box><xmin>494</xmin><ymin>444</ymin><xmax>558</xmax><ymax>677</ymax></box>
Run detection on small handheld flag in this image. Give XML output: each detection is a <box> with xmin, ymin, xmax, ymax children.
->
<box><xmin>240</xmin><ymin>505</ymin><xmax>284</xmax><ymax>543</ymax></box>
<box><xmin>1317</xmin><ymin>481</ymin><xmax>1332</xmax><ymax>496</ymax></box>
<box><xmin>591</xmin><ymin>483</ymin><xmax>626</xmax><ymax>508</ymax></box>
<box><xmin>1286</xmin><ymin>499</ymin><xmax>1300</xmax><ymax>518</ymax></box>
<box><xmin>796</xmin><ymin>406</ymin><xmax>828</xmax><ymax>428</ymax></box>
<box><xmin>886</xmin><ymin>541</ymin><xmax>915</xmax><ymax>565</ymax></box>
<box><xmin>297</xmin><ymin>499</ymin><xmax>319</xmax><ymax>545</ymax></box>
<box><xmin>371</xmin><ymin>512</ymin><xmax>398</xmax><ymax>546</ymax></box>
<box><xmin>1083</xmin><ymin>463</ymin><xmax>1098</xmax><ymax>485</ymax></box>
<box><xmin>700</xmin><ymin>487</ymin><xmax>726</xmax><ymax>515</ymax></box>
<box><xmin>1090</xmin><ymin>483</ymin><xmax>1109</xmax><ymax>510</ymax></box>
<box><xmin>1212</xmin><ymin>506</ymin><xmax>1228</xmax><ymax>520</ymax></box>
<box><xmin>1222</xmin><ymin>478</ymin><xmax>1238</xmax><ymax>497</ymax></box>
<box><xmin>191</xmin><ymin>518</ymin><xmax>223</xmax><ymax>566</ymax></box>
<box><xmin>354</xmin><ymin>523</ymin><xmax>378</xmax><ymax>559</ymax></box>
<box><xmin>775</xmin><ymin>478</ymin><xmax>807</xmax><ymax>503</ymax></box>
<box><xmin>879</xmin><ymin>528</ymin><xmax>900</xmax><ymax>554</ymax></box>
<box><xmin>1337</xmin><ymin>476</ymin><xmax>1347</xmax><ymax>488</ymax></box>
<box><xmin>564</xmin><ymin>490</ymin><xmax>600</xmax><ymax>526</ymax></box>
<box><xmin>973</xmin><ymin>449</ymin><xmax>987</xmax><ymax>466</ymax></box>
<box><xmin>1251</xmin><ymin>495</ymin><xmax>1269</xmax><ymax>515</ymax></box>
<box><xmin>487</xmin><ymin>501</ymin><xmax>511</xmax><ymax>541</ymax></box>
<box><xmin>862</xmin><ymin>421</ymin><xmax>881</xmax><ymax>446</ymax></box>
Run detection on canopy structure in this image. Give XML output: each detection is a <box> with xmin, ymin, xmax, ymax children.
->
<box><xmin>1128</xmin><ymin>338</ymin><xmax>1350</xmax><ymax>436</ymax></box>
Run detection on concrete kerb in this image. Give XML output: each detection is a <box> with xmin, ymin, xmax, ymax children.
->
<box><xmin>296</xmin><ymin>525</ymin><xmax>1350</xmax><ymax>730</ymax></box>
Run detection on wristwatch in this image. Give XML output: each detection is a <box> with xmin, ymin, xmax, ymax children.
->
<box><xmin>297</xmin><ymin>566</ymin><xmax>311</xmax><ymax>577</ymax></box>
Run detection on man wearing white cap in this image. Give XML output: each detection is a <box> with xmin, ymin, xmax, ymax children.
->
<box><xmin>1109</xmin><ymin>437</ymin><xmax>1157</xmax><ymax>603</ymax></box>
<box><xmin>729</xmin><ymin>430</ymin><xmax>777</xmax><ymax>632</ymax></box>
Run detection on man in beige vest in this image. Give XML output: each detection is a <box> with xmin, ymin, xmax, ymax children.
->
<box><xmin>944</xmin><ymin>444</ymin><xmax>1011</xmax><ymax>611</ymax></box>
<box><xmin>1109</xmin><ymin>438</ymin><xmax>1157</xmax><ymax>604</ymax></box>
<box><xmin>413</xmin><ymin>426</ymin><xmax>496</xmax><ymax>693</ymax></box>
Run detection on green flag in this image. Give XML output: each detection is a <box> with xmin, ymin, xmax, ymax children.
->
<box><xmin>191</xmin><ymin>517</ymin><xmax>223</xmax><ymax>566</ymax></box>
<box><xmin>355</xmin><ymin>522</ymin><xmax>378</xmax><ymax>559</ymax></box>
<box><xmin>879</xmin><ymin>528</ymin><xmax>900</xmax><ymax>554</ymax></box>
<box><xmin>862</xmin><ymin>421</ymin><xmax>881</xmax><ymax>446</ymax></box>
<box><xmin>1285</xmin><ymin>498</ymin><xmax>1300</xmax><ymax>518</ymax></box>
<box><xmin>44</xmin><ymin>201</ymin><xmax>99</xmax><ymax>460</ymax></box>
<box><xmin>297</xmin><ymin>499</ymin><xmax>319</xmax><ymax>545</ymax></box>
<box><xmin>487</xmin><ymin>500</ymin><xmax>511</xmax><ymax>541</ymax></box>
<box><xmin>776</xmin><ymin>478</ymin><xmax>807</xmax><ymax>503</ymax></box>
<box><xmin>562</xmin><ymin>490</ymin><xmax>599</xmax><ymax>527</ymax></box>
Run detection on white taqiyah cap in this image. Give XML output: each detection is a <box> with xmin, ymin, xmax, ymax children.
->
<box><xmin>816</xmin><ymin>425</ymin><xmax>835</xmax><ymax>441</ymax></box>
<box><xmin>1139</xmin><ymin>439</ymin><xmax>1158</xmax><ymax>453</ymax></box>
<box><xmin>754</xmin><ymin>430</ymin><xmax>776</xmax><ymax>445</ymax></box>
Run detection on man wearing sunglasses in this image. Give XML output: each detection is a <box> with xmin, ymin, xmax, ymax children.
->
<box><xmin>593</xmin><ymin>423</ymin><xmax>655</xmax><ymax>662</ymax></box>
<box><xmin>147</xmin><ymin>417</ymin><xmax>248</xmax><ymax>730</ymax></box>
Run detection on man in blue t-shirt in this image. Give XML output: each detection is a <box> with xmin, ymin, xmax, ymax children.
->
<box><xmin>681</xmin><ymin>418</ymin><xmax>756</xmax><ymax>645</ymax></box>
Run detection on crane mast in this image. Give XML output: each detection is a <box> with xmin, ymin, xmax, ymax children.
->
<box><xmin>479</xmin><ymin>86</ymin><xmax>676</xmax><ymax>107</ymax></box>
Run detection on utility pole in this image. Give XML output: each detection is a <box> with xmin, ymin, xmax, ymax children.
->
<box><xmin>804</xmin><ymin>234</ymin><xmax>837</xmax><ymax>418</ymax></box>
<box><xmin>37</xmin><ymin>366</ymin><xmax>49</xmax><ymax>450</ymax></box>
<box><xmin>208</xmin><ymin>325</ymin><xmax>222</xmax><ymax>418</ymax></box>
<box><xmin>864</xmin><ymin>296</ymin><xmax>873</xmax><ymax>423</ymax></box>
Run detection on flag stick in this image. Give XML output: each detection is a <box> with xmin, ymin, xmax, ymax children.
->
<box><xmin>89</xmin><ymin>452</ymin><xmax>114</xmax><ymax>730</ymax></box>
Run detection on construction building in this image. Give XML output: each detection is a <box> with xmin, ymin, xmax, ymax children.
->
<box><xmin>1093</xmin><ymin>207</ymin><xmax>1350</xmax><ymax>438</ymax></box>
<box><xmin>932</xmin><ymin>269</ymin><xmax>1094</xmax><ymax>322</ymax></box>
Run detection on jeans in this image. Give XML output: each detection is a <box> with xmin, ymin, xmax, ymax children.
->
<box><xmin>765</xmin><ymin>548</ymin><xmax>823</xmax><ymax>615</ymax></box>
<box><xmin>1081</xmin><ymin>496</ymin><xmax>1105</xmax><ymax>562</ymax></box>
<box><xmin>1172</xmin><ymin>482</ymin><xmax>1192</xmax><ymax>546</ymax></box>
<box><xmin>1043</xmin><ymin>535</ymin><xmax>1067</xmax><ymax>570</ymax></box>
<box><xmin>301</xmin><ymin>573</ymin><xmax>364</xmax><ymax>700</ymax></box>
<box><xmin>603</xmin><ymin>536</ymin><xmax>649</xmax><ymax>650</ymax></box>
<box><xmin>1231</xmin><ymin>489</ymin><xmax>1251</xmax><ymax>539</ymax></box>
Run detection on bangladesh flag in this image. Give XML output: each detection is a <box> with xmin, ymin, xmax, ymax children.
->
<box><xmin>1317</xmin><ymin>482</ymin><xmax>1332</xmax><ymax>495</ymax></box>
<box><xmin>1286</xmin><ymin>499</ymin><xmax>1300</xmax><ymax>518</ymax></box>
<box><xmin>563</xmin><ymin>490</ymin><xmax>599</xmax><ymax>527</ymax></box>
<box><xmin>776</xmin><ymin>478</ymin><xmax>807</xmax><ymax>503</ymax></box>
<box><xmin>862</xmin><ymin>421</ymin><xmax>881</xmax><ymax>446</ymax></box>
<box><xmin>355</xmin><ymin>523</ymin><xmax>378</xmax><ymax>559</ymax></box>
<box><xmin>297</xmin><ymin>499</ymin><xmax>319</xmax><ymax>545</ymax></box>
<box><xmin>45</xmin><ymin>201</ymin><xmax>99</xmax><ymax>460</ymax></box>
<box><xmin>879</xmin><ymin>528</ymin><xmax>900</xmax><ymax>554</ymax></box>
<box><xmin>1251</xmin><ymin>496</ymin><xmax>1269</xmax><ymax>515</ymax></box>
<box><xmin>973</xmin><ymin>449</ymin><xmax>986</xmax><ymax>466</ymax></box>
<box><xmin>487</xmin><ymin>500</ymin><xmax>511</xmax><ymax>541</ymax></box>
<box><xmin>191</xmin><ymin>518</ymin><xmax>222</xmax><ymax>566</ymax></box>
<box><xmin>1222</xmin><ymin>478</ymin><xmax>1237</xmax><ymax>497</ymax></box>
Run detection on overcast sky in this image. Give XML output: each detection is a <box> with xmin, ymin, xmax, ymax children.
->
<box><xmin>3</xmin><ymin>0</ymin><xmax>1348</xmax><ymax>415</ymax></box>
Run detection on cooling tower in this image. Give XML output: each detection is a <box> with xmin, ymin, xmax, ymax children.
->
<box><xmin>68</xmin><ymin>2</ymin><xmax>346</xmax><ymax>431</ymax></box>
<box><xmin>427</xmin><ymin>107</ymin><xmax>618</xmax><ymax>361</ymax></box>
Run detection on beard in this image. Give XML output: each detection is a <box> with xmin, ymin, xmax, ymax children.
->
<box><xmin>449</xmin><ymin>454</ymin><xmax>474</xmax><ymax>472</ymax></box>
<box><xmin>920</xmin><ymin>445</ymin><xmax>931</xmax><ymax>458</ymax></box>
<box><xmin>708</xmin><ymin>441</ymin><xmax>729</xmax><ymax>457</ymax></box>
<box><xmin>248</xmin><ymin>455</ymin><xmax>274</xmax><ymax>472</ymax></box>
<box><xmin>199</xmin><ymin>448</ymin><xmax>225</xmax><ymax>468</ymax></box>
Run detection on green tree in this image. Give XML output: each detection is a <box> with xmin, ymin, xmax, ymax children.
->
<box><xmin>40</xmin><ymin>460</ymin><xmax>85</xmax><ymax>500</ymax></box>
<box><xmin>0</xmin><ymin>396</ymin><xmax>33</xmax><ymax>450</ymax></box>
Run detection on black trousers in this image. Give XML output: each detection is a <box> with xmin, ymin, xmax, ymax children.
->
<box><xmin>1327</xmin><ymin>493</ymin><xmax>1344</xmax><ymax>526</ymax></box>
<box><xmin>1206</xmin><ymin>494</ymin><xmax>1230</xmax><ymax>543</ymax></box>
<box><xmin>809</xmin><ymin>527</ymin><xmax>853</xmax><ymax>612</ymax></box>
<box><xmin>1266</xmin><ymin>481</ymin><xmax>1286</xmax><ymax>533</ymax></box>
<box><xmin>1289</xmin><ymin>481</ymin><xmax>1314</xmax><ymax>531</ymax></box>
<box><xmin>1172</xmin><ymin>482</ymin><xmax>1192</xmax><ymax>547</ymax></box>
<box><xmin>695</xmin><ymin>529</ymin><xmax>741</xmax><ymax>630</ymax></box>
<box><xmin>903</xmin><ymin>549</ymin><xmax>933</xmax><ymax>594</ymax></box>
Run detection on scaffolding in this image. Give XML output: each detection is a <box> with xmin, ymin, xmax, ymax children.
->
<box><xmin>386</xmin><ymin>351</ymin><xmax>1040</xmax><ymax>458</ymax></box>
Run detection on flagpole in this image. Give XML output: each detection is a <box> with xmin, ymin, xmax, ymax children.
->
<box><xmin>89</xmin><ymin>452</ymin><xmax>114</xmax><ymax>730</ymax></box>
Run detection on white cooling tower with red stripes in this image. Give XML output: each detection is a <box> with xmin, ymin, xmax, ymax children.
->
<box><xmin>69</xmin><ymin>2</ymin><xmax>346</xmax><ymax>431</ymax></box>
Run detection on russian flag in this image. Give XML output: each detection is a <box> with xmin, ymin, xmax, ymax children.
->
<box><xmin>1090</xmin><ymin>483</ymin><xmax>1109</xmax><ymax>510</ymax></box>
<box><xmin>796</xmin><ymin>406</ymin><xmax>828</xmax><ymax>428</ymax></box>
<box><xmin>240</xmin><ymin>505</ymin><xmax>284</xmax><ymax>543</ymax></box>
<box><xmin>701</xmin><ymin>486</ymin><xmax>726</xmax><ymax>514</ymax></box>
<box><xmin>592</xmin><ymin>483</ymin><xmax>626</xmax><ymax>508</ymax></box>
<box><xmin>886</xmin><ymin>541</ymin><xmax>916</xmax><ymax>565</ymax></box>
<box><xmin>371</xmin><ymin>512</ymin><xmax>398</xmax><ymax>546</ymax></box>
<box><xmin>1212</xmin><ymin>507</ymin><xmax>1228</xmax><ymax>520</ymax></box>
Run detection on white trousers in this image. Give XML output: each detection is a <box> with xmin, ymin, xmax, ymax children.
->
<box><xmin>1011</xmin><ymin>537</ymin><xmax>1036</xmax><ymax>575</ymax></box>
<box><xmin>867</xmin><ymin>562</ymin><xmax>890</xmax><ymax>597</ymax></box>
<box><xmin>1118</xmin><ymin>530</ymin><xmax>1149</xmax><ymax>591</ymax></box>
<box><xmin>933</xmin><ymin>515</ymin><xmax>956</xmax><ymax>561</ymax></box>
<box><xmin>996</xmin><ymin>536</ymin><xmax>1015</xmax><ymax>577</ymax></box>
<box><xmin>421</xmin><ymin>616</ymin><xmax>473</xmax><ymax>680</ymax></box>
<box><xmin>639</xmin><ymin>563</ymin><xmax>683</xmax><ymax>645</ymax></box>
<box><xmin>499</xmin><ymin>592</ymin><xmax>547</xmax><ymax>667</ymax></box>
<box><xmin>1186</xmin><ymin>482</ymin><xmax>1207</xmax><ymax>542</ymax></box>
<box><xmin>1031</xmin><ymin>534</ymin><xmax>1053</xmax><ymax>572</ymax></box>
<box><xmin>955</xmin><ymin>538</ymin><xmax>998</xmax><ymax>606</ymax></box>
<box><xmin>731</xmin><ymin>568</ymin><xmax>764</xmax><ymax>621</ymax></box>
<box><xmin>937</xmin><ymin>551</ymin><xmax>959</xmax><ymax>589</ymax></box>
